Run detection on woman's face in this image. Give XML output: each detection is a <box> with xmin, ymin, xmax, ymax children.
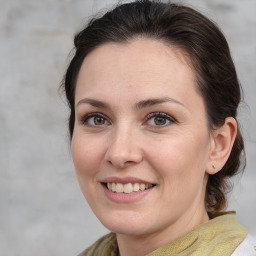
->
<box><xmin>72</xmin><ymin>38</ymin><xmax>213</xmax><ymax>237</ymax></box>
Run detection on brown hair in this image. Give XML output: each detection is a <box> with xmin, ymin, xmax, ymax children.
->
<box><xmin>61</xmin><ymin>0</ymin><xmax>245</xmax><ymax>218</ymax></box>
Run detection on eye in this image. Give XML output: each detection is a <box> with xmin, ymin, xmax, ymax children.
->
<box><xmin>81</xmin><ymin>113</ymin><xmax>110</xmax><ymax>127</ymax></box>
<box><xmin>146</xmin><ymin>112</ymin><xmax>175</xmax><ymax>127</ymax></box>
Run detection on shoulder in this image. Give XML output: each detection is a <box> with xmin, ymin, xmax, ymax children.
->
<box><xmin>231</xmin><ymin>235</ymin><xmax>256</xmax><ymax>256</ymax></box>
<box><xmin>78</xmin><ymin>232</ymin><xmax>118</xmax><ymax>256</ymax></box>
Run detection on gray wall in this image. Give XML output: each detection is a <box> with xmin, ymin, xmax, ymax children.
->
<box><xmin>0</xmin><ymin>0</ymin><xmax>255</xmax><ymax>255</ymax></box>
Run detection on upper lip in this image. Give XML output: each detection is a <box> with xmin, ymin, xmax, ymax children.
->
<box><xmin>100</xmin><ymin>176</ymin><xmax>156</xmax><ymax>185</ymax></box>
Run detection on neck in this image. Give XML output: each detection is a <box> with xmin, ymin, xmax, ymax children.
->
<box><xmin>116</xmin><ymin>208</ymin><xmax>209</xmax><ymax>256</ymax></box>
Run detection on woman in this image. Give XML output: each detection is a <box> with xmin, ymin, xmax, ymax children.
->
<box><xmin>61</xmin><ymin>1</ymin><xmax>255</xmax><ymax>255</ymax></box>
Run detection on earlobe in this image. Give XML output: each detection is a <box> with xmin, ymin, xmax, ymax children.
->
<box><xmin>206</xmin><ymin>117</ymin><xmax>237</xmax><ymax>175</ymax></box>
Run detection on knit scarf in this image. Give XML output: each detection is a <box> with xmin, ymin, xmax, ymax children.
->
<box><xmin>78</xmin><ymin>212</ymin><xmax>247</xmax><ymax>256</ymax></box>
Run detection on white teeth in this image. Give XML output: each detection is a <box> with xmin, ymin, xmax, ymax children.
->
<box><xmin>106</xmin><ymin>182</ymin><xmax>154</xmax><ymax>193</ymax></box>
<box><xmin>116</xmin><ymin>183</ymin><xmax>124</xmax><ymax>193</ymax></box>
<box><xmin>133</xmin><ymin>183</ymin><xmax>140</xmax><ymax>192</ymax></box>
<box><xmin>140</xmin><ymin>184</ymin><xmax>146</xmax><ymax>191</ymax></box>
<box><xmin>124</xmin><ymin>183</ymin><xmax>133</xmax><ymax>193</ymax></box>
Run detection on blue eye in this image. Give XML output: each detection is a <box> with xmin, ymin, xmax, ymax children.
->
<box><xmin>146</xmin><ymin>112</ymin><xmax>175</xmax><ymax>127</ymax></box>
<box><xmin>81</xmin><ymin>113</ymin><xmax>109</xmax><ymax>126</ymax></box>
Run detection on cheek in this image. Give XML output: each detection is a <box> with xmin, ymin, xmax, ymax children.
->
<box><xmin>71</xmin><ymin>132</ymin><xmax>108</xmax><ymax>207</ymax></box>
<box><xmin>71</xmin><ymin>133</ymin><xmax>105</xmax><ymax>179</ymax></box>
<box><xmin>147</xmin><ymin>134</ymin><xmax>209</xmax><ymax>214</ymax></box>
<box><xmin>147</xmin><ymin>130</ymin><xmax>210</xmax><ymax>183</ymax></box>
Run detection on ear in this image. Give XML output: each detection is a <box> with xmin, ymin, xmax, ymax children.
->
<box><xmin>206</xmin><ymin>117</ymin><xmax>237</xmax><ymax>175</ymax></box>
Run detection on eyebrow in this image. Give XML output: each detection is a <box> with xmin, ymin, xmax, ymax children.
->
<box><xmin>76</xmin><ymin>98</ymin><xmax>110</xmax><ymax>108</ymax></box>
<box><xmin>134</xmin><ymin>97</ymin><xmax>185</xmax><ymax>110</ymax></box>
<box><xmin>76</xmin><ymin>97</ymin><xmax>185</xmax><ymax>109</ymax></box>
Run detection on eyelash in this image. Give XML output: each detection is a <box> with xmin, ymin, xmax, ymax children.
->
<box><xmin>80</xmin><ymin>112</ymin><xmax>176</xmax><ymax>128</ymax></box>
<box><xmin>80</xmin><ymin>112</ymin><xmax>110</xmax><ymax>127</ymax></box>
<box><xmin>145</xmin><ymin>112</ymin><xmax>176</xmax><ymax>128</ymax></box>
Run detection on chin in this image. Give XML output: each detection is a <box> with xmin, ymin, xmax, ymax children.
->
<box><xmin>97</xmin><ymin>210</ymin><xmax>153</xmax><ymax>236</ymax></box>
<box><xmin>106</xmin><ymin>223</ymin><xmax>151</xmax><ymax>237</ymax></box>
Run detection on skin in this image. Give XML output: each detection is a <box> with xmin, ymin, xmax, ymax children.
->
<box><xmin>71</xmin><ymin>38</ymin><xmax>237</xmax><ymax>256</ymax></box>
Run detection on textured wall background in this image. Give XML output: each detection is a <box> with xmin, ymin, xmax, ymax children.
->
<box><xmin>0</xmin><ymin>0</ymin><xmax>255</xmax><ymax>255</ymax></box>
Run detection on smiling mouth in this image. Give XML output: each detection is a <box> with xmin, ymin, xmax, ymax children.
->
<box><xmin>103</xmin><ymin>182</ymin><xmax>156</xmax><ymax>194</ymax></box>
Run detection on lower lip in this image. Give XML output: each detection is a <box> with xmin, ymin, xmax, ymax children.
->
<box><xmin>101</xmin><ymin>183</ymin><xmax>155</xmax><ymax>203</ymax></box>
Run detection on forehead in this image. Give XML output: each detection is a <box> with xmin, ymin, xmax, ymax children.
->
<box><xmin>75</xmin><ymin>38</ymin><xmax>200</xmax><ymax>105</ymax></box>
<box><xmin>78</xmin><ymin>38</ymin><xmax>193</xmax><ymax>77</ymax></box>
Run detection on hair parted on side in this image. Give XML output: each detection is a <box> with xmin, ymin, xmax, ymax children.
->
<box><xmin>61</xmin><ymin>0</ymin><xmax>245</xmax><ymax>218</ymax></box>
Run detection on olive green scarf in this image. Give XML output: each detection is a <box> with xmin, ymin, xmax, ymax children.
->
<box><xmin>79</xmin><ymin>212</ymin><xmax>247</xmax><ymax>256</ymax></box>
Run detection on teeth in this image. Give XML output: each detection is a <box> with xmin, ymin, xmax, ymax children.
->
<box><xmin>106</xmin><ymin>182</ymin><xmax>154</xmax><ymax>194</ymax></box>
<box><xmin>124</xmin><ymin>183</ymin><xmax>133</xmax><ymax>193</ymax></box>
<box><xmin>133</xmin><ymin>183</ymin><xmax>140</xmax><ymax>192</ymax></box>
<box><xmin>116</xmin><ymin>183</ymin><xmax>124</xmax><ymax>193</ymax></box>
<box><xmin>140</xmin><ymin>184</ymin><xmax>145</xmax><ymax>191</ymax></box>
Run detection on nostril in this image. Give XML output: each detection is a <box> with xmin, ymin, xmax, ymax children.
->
<box><xmin>124</xmin><ymin>160</ymin><xmax>135</xmax><ymax>165</ymax></box>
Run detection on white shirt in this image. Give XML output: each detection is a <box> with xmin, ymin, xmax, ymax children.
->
<box><xmin>231</xmin><ymin>235</ymin><xmax>256</xmax><ymax>256</ymax></box>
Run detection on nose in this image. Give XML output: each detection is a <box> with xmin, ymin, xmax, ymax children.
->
<box><xmin>105</xmin><ymin>126</ymin><xmax>143</xmax><ymax>169</ymax></box>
